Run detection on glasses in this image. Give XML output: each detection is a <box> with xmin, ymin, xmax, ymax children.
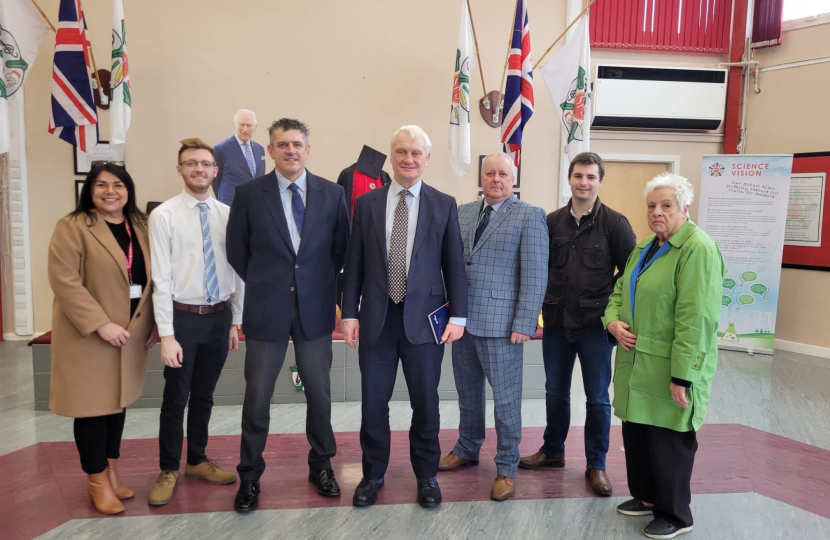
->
<box><xmin>180</xmin><ymin>160</ymin><xmax>216</xmax><ymax>169</ymax></box>
<box><xmin>91</xmin><ymin>160</ymin><xmax>125</xmax><ymax>167</ymax></box>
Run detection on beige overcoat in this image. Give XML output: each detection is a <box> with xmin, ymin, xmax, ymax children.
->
<box><xmin>48</xmin><ymin>211</ymin><xmax>154</xmax><ymax>418</ymax></box>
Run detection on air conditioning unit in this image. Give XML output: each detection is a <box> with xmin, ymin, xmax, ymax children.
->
<box><xmin>592</xmin><ymin>65</ymin><xmax>728</xmax><ymax>131</ymax></box>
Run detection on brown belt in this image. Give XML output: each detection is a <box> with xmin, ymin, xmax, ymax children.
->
<box><xmin>173</xmin><ymin>301</ymin><xmax>229</xmax><ymax>314</ymax></box>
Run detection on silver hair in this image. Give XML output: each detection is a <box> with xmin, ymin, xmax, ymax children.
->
<box><xmin>391</xmin><ymin>125</ymin><xmax>432</xmax><ymax>154</ymax></box>
<box><xmin>233</xmin><ymin>109</ymin><xmax>257</xmax><ymax>125</ymax></box>
<box><xmin>643</xmin><ymin>172</ymin><xmax>695</xmax><ymax>209</ymax></box>
<box><xmin>482</xmin><ymin>152</ymin><xmax>517</xmax><ymax>179</ymax></box>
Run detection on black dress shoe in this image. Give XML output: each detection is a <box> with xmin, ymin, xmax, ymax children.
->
<box><xmin>643</xmin><ymin>518</ymin><xmax>693</xmax><ymax>539</ymax></box>
<box><xmin>616</xmin><ymin>498</ymin><xmax>654</xmax><ymax>516</ymax></box>
<box><xmin>308</xmin><ymin>468</ymin><xmax>341</xmax><ymax>497</ymax></box>
<box><xmin>234</xmin><ymin>480</ymin><xmax>260</xmax><ymax>513</ymax></box>
<box><xmin>352</xmin><ymin>477</ymin><xmax>384</xmax><ymax>507</ymax></box>
<box><xmin>416</xmin><ymin>477</ymin><xmax>442</xmax><ymax>508</ymax></box>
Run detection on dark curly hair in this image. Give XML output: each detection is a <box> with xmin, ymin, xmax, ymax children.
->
<box><xmin>268</xmin><ymin>118</ymin><xmax>310</xmax><ymax>145</ymax></box>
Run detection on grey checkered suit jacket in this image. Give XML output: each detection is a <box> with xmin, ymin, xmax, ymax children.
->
<box><xmin>458</xmin><ymin>195</ymin><xmax>548</xmax><ymax>338</ymax></box>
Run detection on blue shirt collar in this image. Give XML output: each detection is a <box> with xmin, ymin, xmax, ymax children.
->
<box><xmin>390</xmin><ymin>178</ymin><xmax>422</xmax><ymax>200</ymax></box>
<box><xmin>276</xmin><ymin>169</ymin><xmax>308</xmax><ymax>193</ymax></box>
<box><xmin>235</xmin><ymin>135</ymin><xmax>251</xmax><ymax>147</ymax></box>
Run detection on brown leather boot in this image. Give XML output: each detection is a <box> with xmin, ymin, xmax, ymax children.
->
<box><xmin>518</xmin><ymin>450</ymin><xmax>565</xmax><ymax>469</ymax></box>
<box><xmin>107</xmin><ymin>458</ymin><xmax>135</xmax><ymax>500</ymax></box>
<box><xmin>438</xmin><ymin>452</ymin><xmax>479</xmax><ymax>471</ymax></box>
<box><xmin>585</xmin><ymin>469</ymin><xmax>613</xmax><ymax>496</ymax></box>
<box><xmin>87</xmin><ymin>471</ymin><xmax>125</xmax><ymax>515</ymax></box>
<box><xmin>490</xmin><ymin>475</ymin><xmax>515</xmax><ymax>501</ymax></box>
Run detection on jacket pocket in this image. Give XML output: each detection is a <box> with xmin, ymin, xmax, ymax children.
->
<box><xmin>583</xmin><ymin>245</ymin><xmax>611</xmax><ymax>269</ymax></box>
<box><xmin>579</xmin><ymin>297</ymin><xmax>609</xmax><ymax>327</ymax></box>
<box><xmin>549</xmin><ymin>237</ymin><xmax>571</xmax><ymax>268</ymax></box>
<box><xmin>629</xmin><ymin>335</ymin><xmax>673</xmax><ymax>400</ymax></box>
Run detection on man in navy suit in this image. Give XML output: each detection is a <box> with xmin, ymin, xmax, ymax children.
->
<box><xmin>226</xmin><ymin>118</ymin><xmax>350</xmax><ymax>512</ymax></box>
<box><xmin>213</xmin><ymin>109</ymin><xmax>266</xmax><ymax>207</ymax></box>
<box><xmin>341</xmin><ymin>125</ymin><xmax>468</xmax><ymax>508</ymax></box>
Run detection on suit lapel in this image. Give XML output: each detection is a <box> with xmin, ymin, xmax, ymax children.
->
<box><xmin>470</xmin><ymin>195</ymin><xmax>517</xmax><ymax>256</ymax></box>
<box><xmin>87</xmin><ymin>212</ymin><xmax>129</xmax><ymax>284</ymax></box>
<box><xmin>296</xmin><ymin>173</ymin><xmax>322</xmax><ymax>258</ymax></box>
<box><xmin>370</xmin><ymin>184</ymin><xmax>390</xmax><ymax>260</ymax></box>
<box><xmin>131</xmin><ymin>219</ymin><xmax>153</xmax><ymax>319</ymax></box>
<box><xmin>411</xmin><ymin>183</ymin><xmax>434</xmax><ymax>262</ymax></box>
<box><xmin>261</xmin><ymin>172</ymin><xmax>296</xmax><ymax>254</ymax></box>
<box><xmin>464</xmin><ymin>203</ymin><xmax>480</xmax><ymax>255</ymax></box>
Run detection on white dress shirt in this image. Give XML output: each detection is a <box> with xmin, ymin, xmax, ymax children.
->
<box><xmin>385</xmin><ymin>179</ymin><xmax>465</xmax><ymax>327</ymax></box>
<box><xmin>149</xmin><ymin>191</ymin><xmax>244</xmax><ymax>337</ymax></box>
<box><xmin>276</xmin><ymin>169</ymin><xmax>307</xmax><ymax>253</ymax></box>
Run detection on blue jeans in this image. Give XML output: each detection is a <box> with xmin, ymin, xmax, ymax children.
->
<box><xmin>541</xmin><ymin>328</ymin><xmax>612</xmax><ymax>470</ymax></box>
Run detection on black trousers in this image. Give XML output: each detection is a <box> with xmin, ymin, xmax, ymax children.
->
<box><xmin>622</xmin><ymin>421</ymin><xmax>698</xmax><ymax>528</ymax></box>
<box><xmin>358</xmin><ymin>299</ymin><xmax>443</xmax><ymax>480</ymax></box>
<box><xmin>158</xmin><ymin>308</ymin><xmax>232</xmax><ymax>471</ymax></box>
<box><xmin>74</xmin><ymin>409</ymin><xmax>126</xmax><ymax>474</ymax></box>
<box><xmin>238</xmin><ymin>296</ymin><xmax>336</xmax><ymax>481</ymax></box>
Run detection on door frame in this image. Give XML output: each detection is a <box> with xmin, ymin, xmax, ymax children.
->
<box><xmin>601</xmin><ymin>153</ymin><xmax>682</xmax><ymax>173</ymax></box>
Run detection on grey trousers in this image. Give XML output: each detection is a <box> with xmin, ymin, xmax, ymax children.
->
<box><xmin>236</xmin><ymin>301</ymin><xmax>336</xmax><ymax>481</ymax></box>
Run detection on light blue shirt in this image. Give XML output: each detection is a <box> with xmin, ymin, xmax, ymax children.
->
<box><xmin>276</xmin><ymin>169</ymin><xmax>307</xmax><ymax>254</ymax></box>
<box><xmin>386</xmin><ymin>179</ymin><xmax>465</xmax><ymax>327</ymax></box>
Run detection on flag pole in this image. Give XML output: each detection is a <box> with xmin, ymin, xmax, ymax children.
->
<box><xmin>532</xmin><ymin>0</ymin><xmax>598</xmax><ymax>71</ymax></box>
<box><xmin>497</xmin><ymin>0</ymin><xmax>521</xmax><ymax>114</ymax></box>
<box><xmin>466</xmin><ymin>0</ymin><xmax>487</xmax><ymax>95</ymax></box>
<box><xmin>27</xmin><ymin>0</ymin><xmax>56</xmax><ymax>32</ymax></box>
<box><xmin>87</xmin><ymin>47</ymin><xmax>108</xmax><ymax>104</ymax></box>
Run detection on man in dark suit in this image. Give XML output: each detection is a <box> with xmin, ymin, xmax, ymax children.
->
<box><xmin>213</xmin><ymin>109</ymin><xmax>266</xmax><ymax>207</ymax></box>
<box><xmin>226</xmin><ymin>118</ymin><xmax>350</xmax><ymax>512</ymax></box>
<box><xmin>341</xmin><ymin>125</ymin><xmax>468</xmax><ymax>508</ymax></box>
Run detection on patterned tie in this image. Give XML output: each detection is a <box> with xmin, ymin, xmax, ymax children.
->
<box><xmin>242</xmin><ymin>142</ymin><xmax>257</xmax><ymax>178</ymax></box>
<box><xmin>388</xmin><ymin>189</ymin><xmax>409</xmax><ymax>303</ymax></box>
<box><xmin>198</xmin><ymin>202</ymin><xmax>220</xmax><ymax>303</ymax></box>
<box><xmin>288</xmin><ymin>182</ymin><xmax>305</xmax><ymax>237</ymax></box>
<box><xmin>474</xmin><ymin>205</ymin><xmax>493</xmax><ymax>247</ymax></box>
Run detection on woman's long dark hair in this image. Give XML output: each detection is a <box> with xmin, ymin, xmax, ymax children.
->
<box><xmin>71</xmin><ymin>163</ymin><xmax>147</xmax><ymax>225</ymax></box>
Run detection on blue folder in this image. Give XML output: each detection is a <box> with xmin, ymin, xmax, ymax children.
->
<box><xmin>428</xmin><ymin>303</ymin><xmax>450</xmax><ymax>344</ymax></box>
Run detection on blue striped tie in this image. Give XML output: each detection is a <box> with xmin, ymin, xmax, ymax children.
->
<box><xmin>242</xmin><ymin>142</ymin><xmax>257</xmax><ymax>178</ymax></box>
<box><xmin>198</xmin><ymin>202</ymin><xmax>220</xmax><ymax>303</ymax></box>
<box><xmin>287</xmin><ymin>182</ymin><xmax>305</xmax><ymax>237</ymax></box>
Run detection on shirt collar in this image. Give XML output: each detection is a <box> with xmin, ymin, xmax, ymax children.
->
<box><xmin>276</xmin><ymin>169</ymin><xmax>308</xmax><ymax>193</ymax></box>
<box><xmin>483</xmin><ymin>196</ymin><xmax>510</xmax><ymax>214</ymax></box>
<box><xmin>390</xmin><ymin>178</ymin><xmax>422</xmax><ymax>200</ymax></box>
<box><xmin>181</xmin><ymin>190</ymin><xmax>215</xmax><ymax>210</ymax></box>
<box><xmin>235</xmin><ymin>135</ymin><xmax>251</xmax><ymax>147</ymax></box>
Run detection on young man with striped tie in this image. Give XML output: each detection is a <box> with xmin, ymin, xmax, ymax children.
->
<box><xmin>147</xmin><ymin>138</ymin><xmax>244</xmax><ymax>505</ymax></box>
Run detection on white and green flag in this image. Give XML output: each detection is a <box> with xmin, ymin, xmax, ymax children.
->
<box><xmin>109</xmin><ymin>0</ymin><xmax>131</xmax><ymax>145</ymax></box>
<box><xmin>540</xmin><ymin>16</ymin><xmax>591</xmax><ymax>206</ymax></box>
<box><xmin>448</xmin><ymin>0</ymin><xmax>476</xmax><ymax>178</ymax></box>
<box><xmin>0</xmin><ymin>0</ymin><xmax>49</xmax><ymax>154</ymax></box>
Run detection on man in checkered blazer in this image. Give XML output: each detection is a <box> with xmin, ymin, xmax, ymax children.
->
<box><xmin>437</xmin><ymin>152</ymin><xmax>548</xmax><ymax>501</ymax></box>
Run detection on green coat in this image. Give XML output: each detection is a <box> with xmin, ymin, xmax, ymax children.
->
<box><xmin>602</xmin><ymin>220</ymin><xmax>726</xmax><ymax>432</ymax></box>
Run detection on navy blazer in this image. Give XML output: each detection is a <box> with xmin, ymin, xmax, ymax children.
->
<box><xmin>226</xmin><ymin>170</ymin><xmax>350</xmax><ymax>342</ymax></box>
<box><xmin>213</xmin><ymin>136</ymin><xmax>266</xmax><ymax>207</ymax></box>
<box><xmin>342</xmin><ymin>181</ymin><xmax>468</xmax><ymax>347</ymax></box>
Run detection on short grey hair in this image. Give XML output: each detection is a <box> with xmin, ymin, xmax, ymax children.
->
<box><xmin>643</xmin><ymin>173</ymin><xmax>695</xmax><ymax>209</ymax></box>
<box><xmin>391</xmin><ymin>125</ymin><xmax>432</xmax><ymax>154</ymax></box>
<box><xmin>233</xmin><ymin>109</ymin><xmax>257</xmax><ymax>125</ymax></box>
<box><xmin>482</xmin><ymin>152</ymin><xmax>517</xmax><ymax>179</ymax></box>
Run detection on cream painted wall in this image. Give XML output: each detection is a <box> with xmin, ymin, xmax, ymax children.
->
<box><xmin>745</xmin><ymin>17</ymin><xmax>830</xmax><ymax>349</ymax></box>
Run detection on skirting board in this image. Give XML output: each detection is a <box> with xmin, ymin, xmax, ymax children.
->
<box><xmin>4</xmin><ymin>332</ymin><xmax>43</xmax><ymax>342</ymax></box>
<box><xmin>774</xmin><ymin>339</ymin><xmax>830</xmax><ymax>359</ymax></box>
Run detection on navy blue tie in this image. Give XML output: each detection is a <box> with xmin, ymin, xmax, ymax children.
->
<box><xmin>288</xmin><ymin>182</ymin><xmax>305</xmax><ymax>237</ymax></box>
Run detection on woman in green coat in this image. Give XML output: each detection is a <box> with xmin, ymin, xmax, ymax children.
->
<box><xmin>602</xmin><ymin>173</ymin><xmax>725</xmax><ymax>540</ymax></box>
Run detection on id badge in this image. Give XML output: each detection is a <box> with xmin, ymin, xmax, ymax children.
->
<box><xmin>130</xmin><ymin>284</ymin><xmax>142</xmax><ymax>299</ymax></box>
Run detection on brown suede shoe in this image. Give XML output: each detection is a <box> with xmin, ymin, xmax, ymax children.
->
<box><xmin>148</xmin><ymin>470</ymin><xmax>179</xmax><ymax>506</ymax></box>
<box><xmin>107</xmin><ymin>458</ymin><xmax>135</xmax><ymax>500</ymax></box>
<box><xmin>184</xmin><ymin>459</ymin><xmax>237</xmax><ymax>485</ymax></box>
<box><xmin>490</xmin><ymin>475</ymin><xmax>515</xmax><ymax>501</ymax></box>
<box><xmin>87</xmin><ymin>471</ymin><xmax>125</xmax><ymax>515</ymax></box>
<box><xmin>437</xmin><ymin>451</ymin><xmax>479</xmax><ymax>471</ymax></box>
<box><xmin>585</xmin><ymin>469</ymin><xmax>612</xmax><ymax>496</ymax></box>
<box><xmin>518</xmin><ymin>450</ymin><xmax>565</xmax><ymax>469</ymax></box>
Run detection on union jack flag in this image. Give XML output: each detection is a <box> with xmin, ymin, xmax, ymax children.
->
<box><xmin>48</xmin><ymin>0</ymin><xmax>98</xmax><ymax>153</ymax></box>
<box><xmin>500</xmin><ymin>0</ymin><xmax>534</xmax><ymax>167</ymax></box>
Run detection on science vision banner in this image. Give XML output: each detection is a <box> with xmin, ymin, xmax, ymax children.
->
<box><xmin>697</xmin><ymin>154</ymin><xmax>793</xmax><ymax>354</ymax></box>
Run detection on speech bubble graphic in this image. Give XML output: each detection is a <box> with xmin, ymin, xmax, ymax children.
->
<box><xmin>750</xmin><ymin>283</ymin><xmax>768</xmax><ymax>297</ymax></box>
<box><xmin>738</xmin><ymin>294</ymin><xmax>755</xmax><ymax>307</ymax></box>
<box><xmin>722</xmin><ymin>295</ymin><xmax>733</xmax><ymax>308</ymax></box>
<box><xmin>723</xmin><ymin>278</ymin><xmax>737</xmax><ymax>291</ymax></box>
<box><xmin>740</xmin><ymin>271</ymin><xmax>757</xmax><ymax>286</ymax></box>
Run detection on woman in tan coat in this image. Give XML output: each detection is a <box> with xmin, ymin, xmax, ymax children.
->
<box><xmin>48</xmin><ymin>163</ymin><xmax>157</xmax><ymax>515</ymax></box>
